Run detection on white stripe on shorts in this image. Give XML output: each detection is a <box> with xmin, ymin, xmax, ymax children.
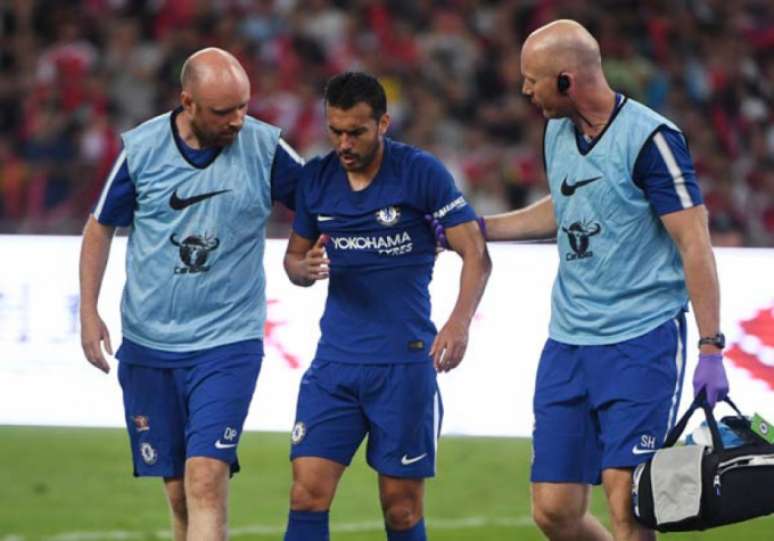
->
<box><xmin>664</xmin><ymin>317</ymin><xmax>685</xmax><ymax>440</ymax></box>
<box><xmin>433</xmin><ymin>390</ymin><xmax>440</xmax><ymax>469</ymax></box>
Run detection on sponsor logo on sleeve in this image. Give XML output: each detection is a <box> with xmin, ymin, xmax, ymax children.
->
<box><xmin>432</xmin><ymin>196</ymin><xmax>467</xmax><ymax>220</ymax></box>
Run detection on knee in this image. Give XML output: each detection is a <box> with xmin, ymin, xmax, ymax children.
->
<box><xmin>380</xmin><ymin>491</ymin><xmax>422</xmax><ymax>531</ymax></box>
<box><xmin>383</xmin><ymin>502</ymin><xmax>421</xmax><ymax>531</ymax></box>
<box><xmin>185</xmin><ymin>459</ymin><xmax>228</xmax><ymax>509</ymax></box>
<box><xmin>532</xmin><ymin>499</ymin><xmax>582</xmax><ymax>537</ymax></box>
<box><xmin>289</xmin><ymin>479</ymin><xmax>331</xmax><ymax>511</ymax></box>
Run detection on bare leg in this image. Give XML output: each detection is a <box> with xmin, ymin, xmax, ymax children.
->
<box><xmin>164</xmin><ymin>477</ymin><xmax>188</xmax><ymax>541</ymax></box>
<box><xmin>288</xmin><ymin>457</ymin><xmax>346</xmax><ymax>511</ymax></box>
<box><xmin>602</xmin><ymin>468</ymin><xmax>656</xmax><ymax>541</ymax></box>
<box><xmin>378</xmin><ymin>475</ymin><xmax>425</xmax><ymax>531</ymax></box>
<box><xmin>531</xmin><ymin>482</ymin><xmax>613</xmax><ymax>541</ymax></box>
<box><xmin>184</xmin><ymin>456</ymin><xmax>230</xmax><ymax>541</ymax></box>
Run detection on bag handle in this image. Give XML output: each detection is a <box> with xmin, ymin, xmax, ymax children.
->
<box><xmin>663</xmin><ymin>390</ymin><xmax>732</xmax><ymax>450</ymax></box>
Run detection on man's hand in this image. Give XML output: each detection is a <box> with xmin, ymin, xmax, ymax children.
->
<box><xmin>81</xmin><ymin>310</ymin><xmax>113</xmax><ymax>374</ymax></box>
<box><xmin>430</xmin><ymin>318</ymin><xmax>469</xmax><ymax>373</ymax></box>
<box><xmin>693</xmin><ymin>353</ymin><xmax>729</xmax><ymax>407</ymax></box>
<box><xmin>300</xmin><ymin>234</ymin><xmax>330</xmax><ymax>282</ymax></box>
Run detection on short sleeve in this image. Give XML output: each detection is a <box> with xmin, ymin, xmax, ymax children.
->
<box><xmin>291</xmin><ymin>169</ymin><xmax>318</xmax><ymax>241</ymax></box>
<box><xmin>270</xmin><ymin>138</ymin><xmax>305</xmax><ymax>211</ymax></box>
<box><xmin>92</xmin><ymin>149</ymin><xmax>136</xmax><ymax>227</ymax></box>
<box><xmin>633</xmin><ymin>127</ymin><xmax>703</xmax><ymax>216</ymax></box>
<box><xmin>418</xmin><ymin>152</ymin><xmax>477</xmax><ymax>227</ymax></box>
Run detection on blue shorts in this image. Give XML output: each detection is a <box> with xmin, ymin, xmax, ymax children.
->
<box><xmin>117</xmin><ymin>341</ymin><xmax>262</xmax><ymax>477</ymax></box>
<box><xmin>531</xmin><ymin>313</ymin><xmax>687</xmax><ymax>485</ymax></box>
<box><xmin>290</xmin><ymin>360</ymin><xmax>443</xmax><ymax>478</ymax></box>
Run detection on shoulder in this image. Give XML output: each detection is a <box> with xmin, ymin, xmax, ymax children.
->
<box><xmin>388</xmin><ymin>139</ymin><xmax>448</xmax><ymax>177</ymax></box>
<box><xmin>243</xmin><ymin>115</ymin><xmax>282</xmax><ymax>138</ymax></box>
<box><xmin>621</xmin><ymin>97</ymin><xmax>680</xmax><ymax>133</ymax></box>
<box><xmin>123</xmin><ymin>111</ymin><xmax>172</xmax><ymax>140</ymax></box>
<box><xmin>299</xmin><ymin>151</ymin><xmax>338</xmax><ymax>189</ymax></box>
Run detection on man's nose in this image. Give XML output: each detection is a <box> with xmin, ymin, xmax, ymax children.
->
<box><xmin>229</xmin><ymin>109</ymin><xmax>245</xmax><ymax>129</ymax></box>
<box><xmin>339</xmin><ymin>134</ymin><xmax>353</xmax><ymax>151</ymax></box>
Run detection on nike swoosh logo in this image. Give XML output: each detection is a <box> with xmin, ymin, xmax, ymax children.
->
<box><xmin>169</xmin><ymin>189</ymin><xmax>231</xmax><ymax>210</ymax></box>
<box><xmin>214</xmin><ymin>440</ymin><xmax>237</xmax><ymax>449</ymax></box>
<box><xmin>631</xmin><ymin>445</ymin><xmax>656</xmax><ymax>455</ymax></box>
<box><xmin>317</xmin><ymin>215</ymin><xmax>336</xmax><ymax>222</ymax></box>
<box><xmin>560</xmin><ymin>176</ymin><xmax>602</xmax><ymax>196</ymax></box>
<box><xmin>401</xmin><ymin>453</ymin><xmax>427</xmax><ymax>465</ymax></box>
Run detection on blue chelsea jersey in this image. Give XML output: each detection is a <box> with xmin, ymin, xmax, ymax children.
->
<box><xmin>294</xmin><ymin>138</ymin><xmax>477</xmax><ymax>364</ymax></box>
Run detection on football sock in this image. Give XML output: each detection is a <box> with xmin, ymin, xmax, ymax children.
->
<box><xmin>284</xmin><ymin>510</ymin><xmax>329</xmax><ymax>541</ymax></box>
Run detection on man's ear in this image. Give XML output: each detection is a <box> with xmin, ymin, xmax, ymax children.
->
<box><xmin>180</xmin><ymin>91</ymin><xmax>194</xmax><ymax>114</ymax></box>
<box><xmin>378</xmin><ymin>113</ymin><xmax>391</xmax><ymax>136</ymax></box>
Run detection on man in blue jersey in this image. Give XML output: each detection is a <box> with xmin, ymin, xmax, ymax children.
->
<box><xmin>470</xmin><ymin>20</ymin><xmax>729</xmax><ymax>541</ymax></box>
<box><xmin>79</xmin><ymin>48</ymin><xmax>303</xmax><ymax>540</ymax></box>
<box><xmin>281</xmin><ymin>72</ymin><xmax>491</xmax><ymax>541</ymax></box>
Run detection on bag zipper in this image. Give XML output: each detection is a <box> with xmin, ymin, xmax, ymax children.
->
<box><xmin>713</xmin><ymin>453</ymin><xmax>774</xmax><ymax>496</ymax></box>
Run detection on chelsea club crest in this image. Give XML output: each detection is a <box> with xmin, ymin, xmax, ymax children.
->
<box><xmin>375</xmin><ymin>206</ymin><xmax>401</xmax><ymax>226</ymax></box>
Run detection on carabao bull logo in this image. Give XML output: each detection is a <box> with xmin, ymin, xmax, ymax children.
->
<box><xmin>725</xmin><ymin>305</ymin><xmax>774</xmax><ymax>391</ymax></box>
<box><xmin>562</xmin><ymin>220</ymin><xmax>601</xmax><ymax>261</ymax></box>
<box><xmin>170</xmin><ymin>233</ymin><xmax>219</xmax><ymax>274</ymax></box>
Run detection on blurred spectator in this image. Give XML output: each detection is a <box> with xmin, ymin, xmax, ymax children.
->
<box><xmin>0</xmin><ymin>0</ymin><xmax>770</xmax><ymax>246</ymax></box>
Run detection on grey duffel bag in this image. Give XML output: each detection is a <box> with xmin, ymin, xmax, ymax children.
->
<box><xmin>632</xmin><ymin>393</ymin><xmax>774</xmax><ymax>532</ymax></box>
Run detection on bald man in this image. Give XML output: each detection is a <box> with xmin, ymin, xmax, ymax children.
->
<box><xmin>477</xmin><ymin>19</ymin><xmax>728</xmax><ymax>541</ymax></box>
<box><xmin>79</xmin><ymin>48</ymin><xmax>304</xmax><ymax>540</ymax></box>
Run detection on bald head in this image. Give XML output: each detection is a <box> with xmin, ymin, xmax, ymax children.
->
<box><xmin>180</xmin><ymin>47</ymin><xmax>250</xmax><ymax>97</ymax></box>
<box><xmin>178</xmin><ymin>48</ymin><xmax>251</xmax><ymax>148</ymax></box>
<box><xmin>522</xmin><ymin>19</ymin><xmax>602</xmax><ymax>77</ymax></box>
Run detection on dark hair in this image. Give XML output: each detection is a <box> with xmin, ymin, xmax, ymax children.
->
<box><xmin>324</xmin><ymin>71</ymin><xmax>387</xmax><ymax>120</ymax></box>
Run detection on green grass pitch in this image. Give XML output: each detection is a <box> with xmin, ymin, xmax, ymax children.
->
<box><xmin>1</xmin><ymin>427</ymin><xmax>771</xmax><ymax>540</ymax></box>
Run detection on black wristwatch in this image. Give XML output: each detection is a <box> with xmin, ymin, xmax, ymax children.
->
<box><xmin>698</xmin><ymin>332</ymin><xmax>725</xmax><ymax>349</ymax></box>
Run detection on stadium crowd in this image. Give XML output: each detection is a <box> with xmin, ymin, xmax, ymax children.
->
<box><xmin>0</xmin><ymin>0</ymin><xmax>771</xmax><ymax>245</ymax></box>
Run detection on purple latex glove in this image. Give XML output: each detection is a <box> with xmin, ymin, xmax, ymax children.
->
<box><xmin>424</xmin><ymin>215</ymin><xmax>487</xmax><ymax>249</ymax></box>
<box><xmin>693</xmin><ymin>353</ymin><xmax>729</xmax><ymax>407</ymax></box>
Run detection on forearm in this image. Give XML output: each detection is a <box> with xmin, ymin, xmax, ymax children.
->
<box><xmin>483</xmin><ymin>195</ymin><xmax>557</xmax><ymax>241</ymax></box>
<box><xmin>79</xmin><ymin>216</ymin><xmax>115</xmax><ymax>314</ymax></box>
<box><xmin>448</xmin><ymin>246</ymin><xmax>492</xmax><ymax>326</ymax></box>
<box><xmin>680</xmin><ymin>241</ymin><xmax>721</xmax><ymax>343</ymax></box>
<box><xmin>283</xmin><ymin>253</ymin><xmax>314</xmax><ymax>287</ymax></box>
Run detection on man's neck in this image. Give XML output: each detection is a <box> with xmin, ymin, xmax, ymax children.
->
<box><xmin>347</xmin><ymin>141</ymin><xmax>385</xmax><ymax>191</ymax></box>
<box><xmin>175</xmin><ymin>111</ymin><xmax>204</xmax><ymax>150</ymax></box>
<box><xmin>573</xmin><ymin>88</ymin><xmax>617</xmax><ymax>139</ymax></box>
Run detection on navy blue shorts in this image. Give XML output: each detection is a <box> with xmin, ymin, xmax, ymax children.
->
<box><xmin>117</xmin><ymin>342</ymin><xmax>262</xmax><ymax>477</ymax></box>
<box><xmin>531</xmin><ymin>313</ymin><xmax>687</xmax><ymax>485</ymax></box>
<box><xmin>290</xmin><ymin>360</ymin><xmax>443</xmax><ymax>478</ymax></box>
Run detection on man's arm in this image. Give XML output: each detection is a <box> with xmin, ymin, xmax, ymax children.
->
<box><xmin>661</xmin><ymin>205</ymin><xmax>720</xmax><ymax>343</ymax></box>
<box><xmin>482</xmin><ymin>195</ymin><xmax>557</xmax><ymax>241</ymax></box>
<box><xmin>661</xmin><ymin>205</ymin><xmax>728</xmax><ymax>406</ymax></box>
<box><xmin>430</xmin><ymin>220</ymin><xmax>492</xmax><ymax>372</ymax></box>
<box><xmin>270</xmin><ymin>138</ymin><xmax>305</xmax><ymax>211</ymax></box>
<box><xmin>284</xmin><ymin>232</ymin><xmax>330</xmax><ymax>287</ymax></box>
<box><xmin>79</xmin><ymin>215</ymin><xmax>116</xmax><ymax>373</ymax></box>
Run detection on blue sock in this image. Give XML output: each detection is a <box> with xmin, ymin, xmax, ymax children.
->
<box><xmin>386</xmin><ymin>517</ymin><xmax>426</xmax><ymax>541</ymax></box>
<box><xmin>284</xmin><ymin>510</ymin><xmax>329</xmax><ymax>541</ymax></box>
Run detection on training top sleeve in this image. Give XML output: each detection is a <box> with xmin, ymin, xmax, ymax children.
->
<box><xmin>416</xmin><ymin>151</ymin><xmax>477</xmax><ymax>228</ymax></box>
<box><xmin>633</xmin><ymin>127</ymin><xmax>703</xmax><ymax>216</ymax></box>
<box><xmin>270</xmin><ymin>138</ymin><xmax>305</xmax><ymax>211</ymax></box>
<box><xmin>92</xmin><ymin>149</ymin><xmax>136</xmax><ymax>227</ymax></box>
<box><xmin>291</xmin><ymin>163</ymin><xmax>319</xmax><ymax>241</ymax></box>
